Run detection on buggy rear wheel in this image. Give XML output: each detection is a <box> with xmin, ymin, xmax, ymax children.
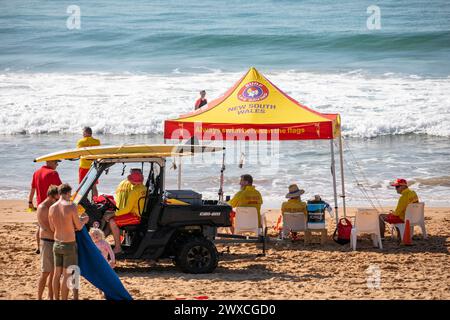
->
<box><xmin>176</xmin><ymin>237</ymin><xmax>218</xmax><ymax>274</ymax></box>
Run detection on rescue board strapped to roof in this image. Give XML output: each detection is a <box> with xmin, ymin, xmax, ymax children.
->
<box><xmin>34</xmin><ymin>144</ymin><xmax>225</xmax><ymax>162</ymax></box>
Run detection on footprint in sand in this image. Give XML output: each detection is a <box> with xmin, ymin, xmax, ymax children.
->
<box><xmin>384</xmin><ymin>265</ymin><xmax>399</xmax><ymax>271</ymax></box>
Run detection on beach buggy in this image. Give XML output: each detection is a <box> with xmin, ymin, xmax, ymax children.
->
<box><xmin>34</xmin><ymin>144</ymin><xmax>234</xmax><ymax>273</ymax></box>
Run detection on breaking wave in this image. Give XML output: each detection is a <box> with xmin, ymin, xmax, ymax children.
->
<box><xmin>0</xmin><ymin>70</ymin><xmax>449</xmax><ymax>137</ymax></box>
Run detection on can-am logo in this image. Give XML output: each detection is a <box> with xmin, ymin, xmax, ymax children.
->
<box><xmin>237</xmin><ymin>82</ymin><xmax>269</xmax><ymax>102</ymax></box>
<box><xmin>199</xmin><ymin>212</ymin><xmax>221</xmax><ymax>216</ymax></box>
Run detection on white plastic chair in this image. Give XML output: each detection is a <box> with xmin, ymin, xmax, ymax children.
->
<box><xmin>234</xmin><ymin>207</ymin><xmax>263</xmax><ymax>236</ymax></box>
<box><xmin>281</xmin><ymin>212</ymin><xmax>306</xmax><ymax>239</ymax></box>
<box><xmin>350</xmin><ymin>208</ymin><xmax>383</xmax><ymax>251</ymax></box>
<box><xmin>391</xmin><ymin>202</ymin><xmax>427</xmax><ymax>241</ymax></box>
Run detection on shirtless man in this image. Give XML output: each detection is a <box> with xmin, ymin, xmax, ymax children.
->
<box><xmin>48</xmin><ymin>184</ymin><xmax>89</xmax><ymax>300</ymax></box>
<box><xmin>37</xmin><ymin>185</ymin><xmax>60</xmax><ymax>300</ymax></box>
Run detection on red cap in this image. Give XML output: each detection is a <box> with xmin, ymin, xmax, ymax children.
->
<box><xmin>390</xmin><ymin>178</ymin><xmax>408</xmax><ymax>187</ymax></box>
<box><xmin>128</xmin><ymin>172</ymin><xmax>144</xmax><ymax>184</ymax></box>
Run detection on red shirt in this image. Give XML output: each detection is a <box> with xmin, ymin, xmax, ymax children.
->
<box><xmin>195</xmin><ymin>98</ymin><xmax>207</xmax><ymax>109</ymax></box>
<box><xmin>31</xmin><ymin>165</ymin><xmax>62</xmax><ymax>205</ymax></box>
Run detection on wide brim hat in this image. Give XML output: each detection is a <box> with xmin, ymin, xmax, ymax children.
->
<box><xmin>285</xmin><ymin>184</ymin><xmax>305</xmax><ymax>198</ymax></box>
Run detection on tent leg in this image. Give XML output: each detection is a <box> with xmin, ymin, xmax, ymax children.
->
<box><xmin>330</xmin><ymin>139</ymin><xmax>339</xmax><ymax>225</ymax></box>
<box><xmin>338</xmin><ymin>135</ymin><xmax>347</xmax><ymax>218</ymax></box>
<box><xmin>218</xmin><ymin>151</ymin><xmax>225</xmax><ymax>201</ymax></box>
<box><xmin>177</xmin><ymin>156</ymin><xmax>182</xmax><ymax>190</ymax></box>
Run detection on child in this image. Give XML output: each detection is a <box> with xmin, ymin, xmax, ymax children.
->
<box><xmin>89</xmin><ymin>228</ymin><xmax>115</xmax><ymax>268</ymax></box>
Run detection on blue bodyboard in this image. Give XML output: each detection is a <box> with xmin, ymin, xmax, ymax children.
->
<box><xmin>75</xmin><ymin>227</ymin><xmax>132</xmax><ymax>300</ymax></box>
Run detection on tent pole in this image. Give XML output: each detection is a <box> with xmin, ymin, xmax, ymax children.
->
<box><xmin>338</xmin><ymin>135</ymin><xmax>347</xmax><ymax>218</ymax></box>
<box><xmin>177</xmin><ymin>156</ymin><xmax>182</xmax><ymax>190</ymax></box>
<box><xmin>330</xmin><ymin>139</ymin><xmax>339</xmax><ymax>225</ymax></box>
<box><xmin>218</xmin><ymin>151</ymin><xmax>225</xmax><ymax>201</ymax></box>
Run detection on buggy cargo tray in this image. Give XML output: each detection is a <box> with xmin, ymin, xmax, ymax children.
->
<box><xmin>159</xmin><ymin>200</ymin><xmax>232</xmax><ymax>227</ymax></box>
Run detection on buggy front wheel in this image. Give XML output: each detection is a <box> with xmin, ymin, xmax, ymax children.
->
<box><xmin>176</xmin><ymin>237</ymin><xmax>218</xmax><ymax>274</ymax></box>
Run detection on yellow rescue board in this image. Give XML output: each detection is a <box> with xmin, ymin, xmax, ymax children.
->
<box><xmin>34</xmin><ymin>144</ymin><xmax>223</xmax><ymax>162</ymax></box>
<box><xmin>81</xmin><ymin>152</ymin><xmax>193</xmax><ymax>160</ymax></box>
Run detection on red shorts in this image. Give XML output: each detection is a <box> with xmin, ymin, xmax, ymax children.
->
<box><xmin>383</xmin><ymin>213</ymin><xmax>404</xmax><ymax>224</ymax></box>
<box><xmin>79</xmin><ymin>167</ymin><xmax>99</xmax><ymax>184</ymax></box>
<box><xmin>230</xmin><ymin>210</ymin><xmax>236</xmax><ymax>225</ymax></box>
<box><xmin>114</xmin><ymin>213</ymin><xmax>141</xmax><ymax>227</ymax></box>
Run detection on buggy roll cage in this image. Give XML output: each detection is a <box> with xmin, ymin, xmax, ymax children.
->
<box><xmin>74</xmin><ymin>154</ymin><xmax>267</xmax><ymax>255</ymax></box>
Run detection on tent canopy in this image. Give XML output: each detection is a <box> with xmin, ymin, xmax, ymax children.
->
<box><xmin>164</xmin><ymin>67</ymin><xmax>341</xmax><ymax>140</ymax></box>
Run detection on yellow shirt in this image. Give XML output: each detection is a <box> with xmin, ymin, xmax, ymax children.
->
<box><xmin>114</xmin><ymin>180</ymin><xmax>147</xmax><ymax>217</ymax></box>
<box><xmin>77</xmin><ymin>136</ymin><xmax>101</xmax><ymax>169</ymax></box>
<box><xmin>228</xmin><ymin>185</ymin><xmax>263</xmax><ymax>225</ymax></box>
<box><xmin>281</xmin><ymin>198</ymin><xmax>307</xmax><ymax>215</ymax></box>
<box><xmin>394</xmin><ymin>188</ymin><xmax>419</xmax><ymax>221</ymax></box>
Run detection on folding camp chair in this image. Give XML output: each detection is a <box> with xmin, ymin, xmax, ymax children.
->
<box><xmin>281</xmin><ymin>212</ymin><xmax>307</xmax><ymax>240</ymax></box>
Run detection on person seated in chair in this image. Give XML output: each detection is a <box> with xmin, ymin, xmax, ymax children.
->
<box><xmin>275</xmin><ymin>184</ymin><xmax>307</xmax><ymax>237</ymax></box>
<box><xmin>309</xmin><ymin>195</ymin><xmax>333</xmax><ymax>216</ymax></box>
<box><xmin>281</xmin><ymin>184</ymin><xmax>307</xmax><ymax>216</ymax></box>
<box><xmin>109</xmin><ymin>169</ymin><xmax>147</xmax><ymax>254</ymax></box>
<box><xmin>379</xmin><ymin>178</ymin><xmax>419</xmax><ymax>239</ymax></box>
<box><xmin>228</xmin><ymin>174</ymin><xmax>263</xmax><ymax>233</ymax></box>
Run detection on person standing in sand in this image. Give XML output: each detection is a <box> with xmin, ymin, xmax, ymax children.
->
<box><xmin>77</xmin><ymin>126</ymin><xmax>101</xmax><ymax>197</ymax></box>
<box><xmin>89</xmin><ymin>227</ymin><xmax>115</xmax><ymax>298</ymax></box>
<box><xmin>89</xmin><ymin>227</ymin><xmax>115</xmax><ymax>269</ymax></box>
<box><xmin>379</xmin><ymin>178</ymin><xmax>419</xmax><ymax>239</ymax></box>
<box><xmin>36</xmin><ymin>185</ymin><xmax>60</xmax><ymax>300</ymax></box>
<box><xmin>48</xmin><ymin>184</ymin><xmax>89</xmax><ymax>300</ymax></box>
<box><xmin>28</xmin><ymin>160</ymin><xmax>62</xmax><ymax>254</ymax></box>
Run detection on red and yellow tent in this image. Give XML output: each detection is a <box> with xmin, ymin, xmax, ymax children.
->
<box><xmin>164</xmin><ymin>67</ymin><xmax>346</xmax><ymax>219</ymax></box>
<box><xmin>164</xmin><ymin>67</ymin><xmax>341</xmax><ymax>140</ymax></box>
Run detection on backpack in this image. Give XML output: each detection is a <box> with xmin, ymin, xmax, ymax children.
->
<box><xmin>93</xmin><ymin>194</ymin><xmax>116</xmax><ymax>211</ymax></box>
<box><xmin>333</xmin><ymin>218</ymin><xmax>352</xmax><ymax>245</ymax></box>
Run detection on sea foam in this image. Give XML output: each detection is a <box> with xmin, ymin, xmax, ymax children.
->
<box><xmin>0</xmin><ymin>71</ymin><xmax>449</xmax><ymax>137</ymax></box>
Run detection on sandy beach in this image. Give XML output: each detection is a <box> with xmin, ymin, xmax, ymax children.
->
<box><xmin>0</xmin><ymin>200</ymin><xmax>448</xmax><ymax>300</ymax></box>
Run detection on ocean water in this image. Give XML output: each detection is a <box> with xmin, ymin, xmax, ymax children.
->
<box><xmin>2</xmin><ymin>0</ymin><xmax>450</xmax><ymax>75</ymax></box>
<box><xmin>1</xmin><ymin>134</ymin><xmax>450</xmax><ymax>209</ymax></box>
<box><xmin>0</xmin><ymin>0</ymin><xmax>449</xmax><ymax>208</ymax></box>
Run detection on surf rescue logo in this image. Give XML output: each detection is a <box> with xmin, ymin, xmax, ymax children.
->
<box><xmin>237</xmin><ymin>82</ymin><xmax>269</xmax><ymax>102</ymax></box>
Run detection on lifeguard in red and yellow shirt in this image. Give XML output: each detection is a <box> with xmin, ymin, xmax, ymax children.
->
<box><xmin>109</xmin><ymin>169</ymin><xmax>147</xmax><ymax>254</ymax></box>
<box><xmin>228</xmin><ymin>174</ymin><xmax>263</xmax><ymax>232</ymax></box>
<box><xmin>76</xmin><ymin>126</ymin><xmax>100</xmax><ymax>196</ymax></box>
<box><xmin>379</xmin><ymin>178</ymin><xmax>419</xmax><ymax>238</ymax></box>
